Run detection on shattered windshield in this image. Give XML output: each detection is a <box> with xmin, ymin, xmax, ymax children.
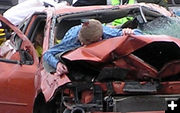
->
<box><xmin>139</xmin><ymin>16</ymin><xmax>180</xmax><ymax>38</ymax></box>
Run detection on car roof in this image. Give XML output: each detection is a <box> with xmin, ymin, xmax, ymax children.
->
<box><xmin>52</xmin><ymin>3</ymin><xmax>172</xmax><ymax>16</ymax></box>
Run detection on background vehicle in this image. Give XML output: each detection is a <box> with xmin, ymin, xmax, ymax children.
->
<box><xmin>0</xmin><ymin>0</ymin><xmax>18</xmax><ymax>14</ymax></box>
<box><xmin>168</xmin><ymin>0</ymin><xmax>180</xmax><ymax>5</ymax></box>
<box><xmin>1</xmin><ymin>3</ymin><xmax>180</xmax><ymax>113</ymax></box>
<box><xmin>168</xmin><ymin>0</ymin><xmax>180</xmax><ymax>16</ymax></box>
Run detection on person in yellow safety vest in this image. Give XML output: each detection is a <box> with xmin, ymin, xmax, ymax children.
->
<box><xmin>0</xmin><ymin>28</ymin><xmax>6</xmax><ymax>45</ymax></box>
<box><xmin>34</xmin><ymin>30</ymin><xmax>44</xmax><ymax>58</ymax></box>
<box><xmin>111</xmin><ymin>0</ymin><xmax>135</xmax><ymax>26</ymax></box>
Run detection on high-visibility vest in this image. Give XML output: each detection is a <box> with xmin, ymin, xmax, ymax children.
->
<box><xmin>111</xmin><ymin>0</ymin><xmax>135</xmax><ymax>26</ymax></box>
<box><xmin>111</xmin><ymin>0</ymin><xmax>134</xmax><ymax>5</ymax></box>
<box><xmin>0</xmin><ymin>29</ymin><xmax>6</xmax><ymax>45</ymax></box>
<box><xmin>35</xmin><ymin>45</ymin><xmax>43</xmax><ymax>58</ymax></box>
<box><xmin>0</xmin><ymin>29</ymin><xmax>5</xmax><ymax>37</ymax></box>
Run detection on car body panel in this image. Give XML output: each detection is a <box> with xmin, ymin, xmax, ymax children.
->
<box><xmin>0</xmin><ymin>14</ymin><xmax>39</xmax><ymax>113</ymax></box>
<box><xmin>0</xmin><ymin>62</ymin><xmax>37</xmax><ymax>113</ymax></box>
<box><xmin>54</xmin><ymin>3</ymin><xmax>172</xmax><ymax>17</ymax></box>
<box><xmin>93</xmin><ymin>111</ymin><xmax>165</xmax><ymax>113</ymax></box>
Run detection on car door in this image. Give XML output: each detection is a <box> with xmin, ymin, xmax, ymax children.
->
<box><xmin>0</xmin><ymin>15</ymin><xmax>39</xmax><ymax>113</ymax></box>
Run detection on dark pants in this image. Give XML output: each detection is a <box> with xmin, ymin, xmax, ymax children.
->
<box><xmin>73</xmin><ymin>0</ymin><xmax>106</xmax><ymax>6</ymax></box>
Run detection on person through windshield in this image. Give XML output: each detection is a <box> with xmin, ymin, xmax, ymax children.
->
<box><xmin>43</xmin><ymin>19</ymin><xmax>143</xmax><ymax>76</ymax></box>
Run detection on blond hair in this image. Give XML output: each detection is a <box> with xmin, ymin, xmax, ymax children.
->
<box><xmin>78</xmin><ymin>19</ymin><xmax>103</xmax><ymax>45</ymax></box>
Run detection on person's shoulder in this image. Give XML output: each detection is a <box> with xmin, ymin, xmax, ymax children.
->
<box><xmin>103</xmin><ymin>25</ymin><xmax>121</xmax><ymax>31</ymax></box>
<box><xmin>71</xmin><ymin>25</ymin><xmax>82</xmax><ymax>29</ymax></box>
<box><xmin>67</xmin><ymin>25</ymin><xmax>82</xmax><ymax>33</ymax></box>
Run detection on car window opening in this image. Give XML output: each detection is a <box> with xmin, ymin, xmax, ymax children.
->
<box><xmin>132</xmin><ymin>42</ymin><xmax>180</xmax><ymax>71</ymax></box>
<box><xmin>31</xmin><ymin>21</ymin><xmax>45</xmax><ymax>59</ymax></box>
<box><xmin>0</xmin><ymin>20</ymin><xmax>34</xmax><ymax>65</ymax></box>
<box><xmin>55</xmin><ymin>6</ymin><xmax>164</xmax><ymax>43</ymax></box>
<box><xmin>63</xmin><ymin>59</ymin><xmax>101</xmax><ymax>82</ymax></box>
<box><xmin>0</xmin><ymin>21</ymin><xmax>18</xmax><ymax>60</ymax></box>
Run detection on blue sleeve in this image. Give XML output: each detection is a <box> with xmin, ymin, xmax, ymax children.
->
<box><xmin>133</xmin><ymin>29</ymin><xmax>143</xmax><ymax>35</ymax></box>
<box><xmin>43</xmin><ymin>25</ymin><xmax>81</xmax><ymax>69</ymax></box>
<box><xmin>102</xmin><ymin>26</ymin><xmax>123</xmax><ymax>39</ymax></box>
<box><xmin>102</xmin><ymin>26</ymin><xmax>143</xmax><ymax>39</ymax></box>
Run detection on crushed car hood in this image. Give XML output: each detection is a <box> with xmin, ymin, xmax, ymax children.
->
<box><xmin>63</xmin><ymin>34</ymin><xmax>180</xmax><ymax>79</ymax></box>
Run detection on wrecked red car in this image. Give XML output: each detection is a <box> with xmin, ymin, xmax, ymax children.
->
<box><xmin>0</xmin><ymin>3</ymin><xmax>180</xmax><ymax>113</ymax></box>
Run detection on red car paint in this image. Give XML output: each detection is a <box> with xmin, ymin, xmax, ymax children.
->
<box><xmin>0</xmin><ymin>3</ymin><xmax>179</xmax><ymax>113</ymax></box>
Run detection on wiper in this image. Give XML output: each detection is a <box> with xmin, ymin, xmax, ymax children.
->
<box><xmin>0</xmin><ymin>58</ymin><xmax>21</xmax><ymax>64</ymax></box>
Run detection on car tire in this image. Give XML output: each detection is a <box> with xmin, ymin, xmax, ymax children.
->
<box><xmin>33</xmin><ymin>93</ymin><xmax>55</xmax><ymax>113</ymax></box>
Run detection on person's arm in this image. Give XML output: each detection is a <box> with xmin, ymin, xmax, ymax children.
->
<box><xmin>102</xmin><ymin>25</ymin><xmax>123</xmax><ymax>39</ymax></box>
<box><xmin>132</xmin><ymin>29</ymin><xmax>143</xmax><ymax>35</ymax></box>
<box><xmin>43</xmin><ymin>38</ymin><xmax>78</xmax><ymax>76</ymax></box>
<box><xmin>122</xmin><ymin>28</ymin><xmax>134</xmax><ymax>35</ymax></box>
<box><xmin>43</xmin><ymin>25</ymin><xmax>82</xmax><ymax>75</ymax></box>
<box><xmin>54</xmin><ymin>62</ymin><xmax>68</xmax><ymax>76</ymax></box>
<box><xmin>43</xmin><ymin>25</ymin><xmax>81</xmax><ymax>68</ymax></box>
<box><xmin>102</xmin><ymin>26</ymin><xmax>143</xmax><ymax>39</ymax></box>
<box><xmin>43</xmin><ymin>43</ymin><xmax>69</xmax><ymax>76</ymax></box>
<box><xmin>43</xmin><ymin>44</ymin><xmax>63</xmax><ymax>69</ymax></box>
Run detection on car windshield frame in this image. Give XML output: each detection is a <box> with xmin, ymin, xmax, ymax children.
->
<box><xmin>51</xmin><ymin>5</ymin><xmax>164</xmax><ymax>46</ymax></box>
